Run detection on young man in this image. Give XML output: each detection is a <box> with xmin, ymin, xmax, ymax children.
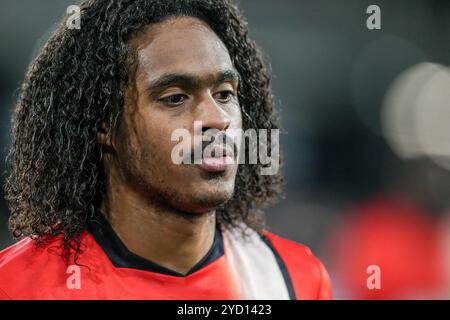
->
<box><xmin>0</xmin><ymin>0</ymin><xmax>332</xmax><ymax>299</ymax></box>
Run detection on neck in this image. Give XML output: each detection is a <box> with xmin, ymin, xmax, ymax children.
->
<box><xmin>101</xmin><ymin>168</ymin><xmax>216</xmax><ymax>275</ymax></box>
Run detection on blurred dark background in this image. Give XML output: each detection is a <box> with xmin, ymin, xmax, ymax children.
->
<box><xmin>1</xmin><ymin>0</ymin><xmax>450</xmax><ymax>299</ymax></box>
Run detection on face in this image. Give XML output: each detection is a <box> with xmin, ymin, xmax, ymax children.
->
<box><xmin>108</xmin><ymin>16</ymin><xmax>242</xmax><ymax>214</ymax></box>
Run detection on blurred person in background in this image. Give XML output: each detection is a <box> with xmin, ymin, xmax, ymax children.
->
<box><xmin>325</xmin><ymin>157</ymin><xmax>450</xmax><ymax>299</ymax></box>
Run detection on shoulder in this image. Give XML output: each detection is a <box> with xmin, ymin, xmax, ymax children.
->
<box><xmin>0</xmin><ymin>237</ymin><xmax>44</xmax><ymax>274</ymax></box>
<box><xmin>262</xmin><ymin>230</ymin><xmax>333</xmax><ymax>300</ymax></box>
<box><xmin>0</xmin><ymin>234</ymin><xmax>77</xmax><ymax>299</ymax></box>
<box><xmin>0</xmin><ymin>237</ymin><xmax>40</xmax><ymax>299</ymax></box>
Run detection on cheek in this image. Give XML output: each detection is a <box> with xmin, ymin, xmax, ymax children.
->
<box><xmin>139</xmin><ymin>126</ymin><xmax>173</xmax><ymax>164</ymax></box>
<box><xmin>231</xmin><ymin>106</ymin><xmax>242</xmax><ymax>128</ymax></box>
<box><xmin>116</xmin><ymin>113</ymin><xmax>166</xmax><ymax>171</ymax></box>
<box><xmin>137</xmin><ymin>118</ymin><xmax>187</xmax><ymax>170</ymax></box>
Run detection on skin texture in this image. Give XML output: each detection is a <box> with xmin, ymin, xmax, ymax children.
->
<box><xmin>97</xmin><ymin>17</ymin><xmax>242</xmax><ymax>274</ymax></box>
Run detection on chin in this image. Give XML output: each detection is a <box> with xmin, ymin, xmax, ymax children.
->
<box><xmin>178</xmin><ymin>184</ymin><xmax>235</xmax><ymax>214</ymax></box>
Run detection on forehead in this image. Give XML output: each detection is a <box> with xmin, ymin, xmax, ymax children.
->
<box><xmin>133</xmin><ymin>16</ymin><xmax>235</xmax><ymax>82</ymax></box>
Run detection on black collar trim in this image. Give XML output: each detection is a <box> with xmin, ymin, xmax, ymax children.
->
<box><xmin>87</xmin><ymin>210</ymin><xmax>224</xmax><ymax>277</ymax></box>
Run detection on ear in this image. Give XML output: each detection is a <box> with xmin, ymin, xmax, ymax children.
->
<box><xmin>96</xmin><ymin>121</ymin><xmax>114</xmax><ymax>148</ymax></box>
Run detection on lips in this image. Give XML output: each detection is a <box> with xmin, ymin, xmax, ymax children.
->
<box><xmin>197</xmin><ymin>144</ymin><xmax>235</xmax><ymax>172</ymax></box>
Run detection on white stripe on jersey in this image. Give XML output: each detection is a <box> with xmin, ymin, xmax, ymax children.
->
<box><xmin>222</xmin><ymin>225</ymin><xmax>290</xmax><ymax>300</ymax></box>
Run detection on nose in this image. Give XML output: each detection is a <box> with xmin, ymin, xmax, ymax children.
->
<box><xmin>195</xmin><ymin>93</ymin><xmax>231</xmax><ymax>132</ymax></box>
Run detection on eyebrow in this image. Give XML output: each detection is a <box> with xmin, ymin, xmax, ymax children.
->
<box><xmin>146</xmin><ymin>69</ymin><xmax>241</xmax><ymax>95</ymax></box>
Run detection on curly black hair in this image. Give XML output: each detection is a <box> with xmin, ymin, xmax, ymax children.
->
<box><xmin>5</xmin><ymin>0</ymin><xmax>282</xmax><ymax>259</ymax></box>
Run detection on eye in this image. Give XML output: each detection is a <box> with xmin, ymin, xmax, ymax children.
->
<box><xmin>214</xmin><ymin>90</ymin><xmax>235</xmax><ymax>103</ymax></box>
<box><xmin>159</xmin><ymin>94</ymin><xmax>187</xmax><ymax>106</ymax></box>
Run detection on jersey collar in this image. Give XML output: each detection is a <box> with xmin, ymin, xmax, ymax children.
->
<box><xmin>87</xmin><ymin>209</ymin><xmax>224</xmax><ymax>277</ymax></box>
